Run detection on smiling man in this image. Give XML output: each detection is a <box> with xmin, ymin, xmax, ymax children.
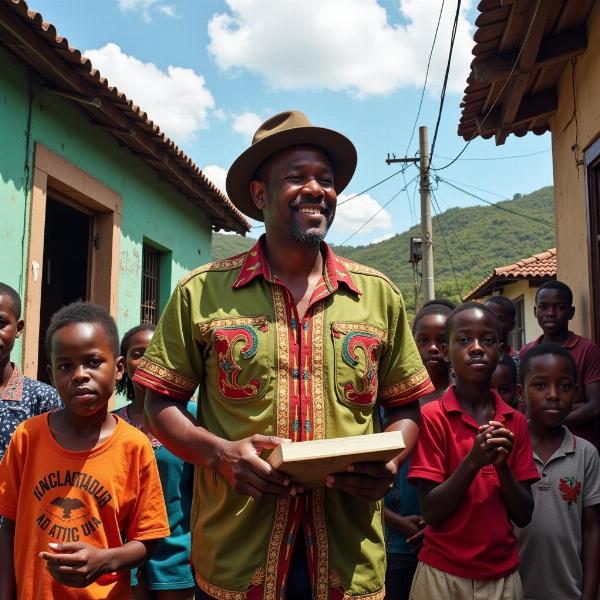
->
<box><xmin>133</xmin><ymin>111</ymin><xmax>433</xmax><ymax>600</ymax></box>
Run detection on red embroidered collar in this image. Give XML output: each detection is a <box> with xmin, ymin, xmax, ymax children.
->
<box><xmin>232</xmin><ymin>235</ymin><xmax>361</xmax><ymax>295</ymax></box>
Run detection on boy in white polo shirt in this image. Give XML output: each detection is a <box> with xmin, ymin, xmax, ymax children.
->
<box><xmin>516</xmin><ymin>343</ymin><xmax>600</xmax><ymax>600</ymax></box>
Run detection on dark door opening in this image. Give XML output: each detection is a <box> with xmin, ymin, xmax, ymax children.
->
<box><xmin>37</xmin><ymin>197</ymin><xmax>91</xmax><ymax>382</ymax></box>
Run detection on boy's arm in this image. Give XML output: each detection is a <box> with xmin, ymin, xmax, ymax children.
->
<box><xmin>0</xmin><ymin>518</ymin><xmax>15</xmax><ymax>600</ymax></box>
<box><xmin>582</xmin><ymin>505</ymin><xmax>600</xmax><ymax>600</ymax></box>
<box><xmin>40</xmin><ymin>539</ymin><xmax>158</xmax><ymax>588</ymax></box>
<box><xmin>494</xmin><ymin>462</ymin><xmax>534</xmax><ymax>527</ymax></box>
<box><xmin>564</xmin><ymin>382</ymin><xmax>600</xmax><ymax>428</ymax></box>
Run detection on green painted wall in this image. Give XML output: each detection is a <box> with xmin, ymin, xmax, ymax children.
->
<box><xmin>0</xmin><ymin>46</ymin><xmax>212</xmax><ymax>367</ymax></box>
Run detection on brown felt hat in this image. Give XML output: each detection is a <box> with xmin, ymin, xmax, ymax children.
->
<box><xmin>226</xmin><ymin>110</ymin><xmax>357</xmax><ymax>221</ymax></box>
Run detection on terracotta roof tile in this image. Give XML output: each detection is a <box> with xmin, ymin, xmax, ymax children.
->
<box><xmin>464</xmin><ymin>248</ymin><xmax>556</xmax><ymax>300</ymax></box>
<box><xmin>2</xmin><ymin>0</ymin><xmax>250</xmax><ymax>233</ymax></box>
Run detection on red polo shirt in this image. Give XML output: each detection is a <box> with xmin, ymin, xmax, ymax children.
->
<box><xmin>520</xmin><ymin>333</ymin><xmax>600</xmax><ymax>447</ymax></box>
<box><xmin>408</xmin><ymin>387</ymin><xmax>539</xmax><ymax>580</ymax></box>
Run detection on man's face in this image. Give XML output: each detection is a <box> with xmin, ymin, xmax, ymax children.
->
<box><xmin>250</xmin><ymin>145</ymin><xmax>337</xmax><ymax>246</ymax></box>
<box><xmin>485</xmin><ymin>302</ymin><xmax>514</xmax><ymax>344</ymax></box>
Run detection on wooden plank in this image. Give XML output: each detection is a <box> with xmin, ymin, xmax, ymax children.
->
<box><xmin>472</xmin><ymin>26</ymin><xmax>586</xmax><ymax>83</ymax></box>
<box><xmin>476</xmin><ymin>89</ymin><xmax>557</xmax><ymax>136</ymax></box>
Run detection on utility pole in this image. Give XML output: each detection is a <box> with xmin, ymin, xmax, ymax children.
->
<box><xmin>419</xmin><ymin>126</ymin><xmax>434</xmax><ymax>302</ymax></box>
<box><xmin>386</xmin><ymin>125</ymin><xmax>435</xmax><ymax>303</ymax></box>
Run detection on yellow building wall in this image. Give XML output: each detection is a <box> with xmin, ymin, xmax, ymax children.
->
<box><xmin>482</xmin><ymin>280</ymin><xmax>540</xmax><ymax>346</ymax></box>
<box><xmin>550</xmin><ymin>0</ymin><xmax>600</xmax><ymax>337</ymax></box>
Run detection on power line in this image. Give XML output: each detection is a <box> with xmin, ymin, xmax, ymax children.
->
<box><xmin>339</xmin><ymin>173</ymin><xmax>419</xmax><ymax>246</ymax></box>
<box><xmin>430</xmin><ymin>189</ymin><xmax>462</xmax><ymax>297</ymax></box>
<box><xmin>432</xmin><ymin>0</ymin><xmax>543</xmax><ymax>171</ymax></box>
<box><xmin>338</xmin><ymin>166</ymin><xmax>409</xmax><ymax>206</ymax></box>
<box><xmin>437</xmin><ymin>176</ymin><xmax>554</xmax><ymax>228</ymax></box>
<box><xmin>405</xmin><ymin>0</ymin><xmax>446</xmax><ymax>156</ymax></box>
<box><xmin>250</xmin><ymin>166</ymin><xmax>410</xmax><ymax>229</ymax></box>
<box><xmin>434</xmin><ymin>148</ymin><xmax>550</xmax><ymax>162</ymax></box>
<box><xmin>431</xmin><ymin>188</ymin><xmax>481</xmax><ymax>271</ymax></box>
<box><xmin>429</xmin><ymin>0</ymin><xmax>462</xmax><ymax>162</ymax></box>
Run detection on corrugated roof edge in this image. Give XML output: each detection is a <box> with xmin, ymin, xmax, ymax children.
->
<box><xmin>4</xmin><ymin>0</ymin><xmax>250</xmax><ymax>234</ymax></box>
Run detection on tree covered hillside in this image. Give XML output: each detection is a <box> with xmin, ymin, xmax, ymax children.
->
<box><xmin>212</xmin><ymin>186</ymin><xmax>555</xmax><ymax>312</ymax></box>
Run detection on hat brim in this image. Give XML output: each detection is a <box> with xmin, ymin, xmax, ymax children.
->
<box><xmin>226</xmin><ymin>125</ymin><xmax>357</xmax><ymax>222</ymax></box>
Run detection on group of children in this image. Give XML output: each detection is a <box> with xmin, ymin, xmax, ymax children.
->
<box><xmin>0</xmin><ymin>283</ymin><xmax>195</xmax><ymax>600</ymax></box>
<box><xmin>384</xmin><ymin>281</ymin><xmax>600</xmax><ymax>600</ymax></box>
<box><xmin>1</xmin><ymin>277</ymin><xmax>600</xmax><ymax>600</ymax></box>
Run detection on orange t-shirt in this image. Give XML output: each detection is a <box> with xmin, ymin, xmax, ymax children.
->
<box><xmin>0</xmin><ymin>413</ymin><xmax>170</xmax><ymax>600</ymax></box>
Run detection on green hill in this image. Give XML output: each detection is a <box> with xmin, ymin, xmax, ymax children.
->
<box><xmin>212</xmin><ymin>186</ymin><xmax>555</xmax><ymax>313</ymax></box>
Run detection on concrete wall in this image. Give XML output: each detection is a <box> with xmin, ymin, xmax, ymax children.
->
<box><xmin>0</xmin><ymin>46</ymin><xmax>212</xmax><ymax>367</ymax></box>
<box><xmin>550</xmin><ymin>0</ymin><xmax>600</xmax><ymax>338</ymax></box>
<box><xmin>481</xmin><ymin>280</ymin><xmax>540</xmax><ymax>347</ymax></box>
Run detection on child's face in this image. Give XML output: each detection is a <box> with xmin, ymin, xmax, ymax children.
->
<box><xmin>445</xmin><ymin>308</ymin><xmax>500</xmax><ymax>384</ymax></box>
<box><xmin>126</xmin><ymin>329</ymin><xmax>154</xmax><ymax>388</ymax></box>
<box><xmin>0</xmin><ymin>294</ymin><xmax>24</xmax><ymax>363</ymax></box>
<box><xmin>491</xmin><ymin>364</ymin><xmax>516</xmax><ymax>405</ymax></box>
<box><xmin>534</xmin><ymin>289</ymin><xmax>574</xmax><ymax>335</ymax></box>
<box><xmin>48</xmin><ymin>322</ymin><xmax>124</xmax><ymax>417</ymax></box>
<box><xmin>523</xmin><ymin>354</ymin><xmax>575</xmax><ymax>428</ymax></box>
<box><xmin>485</xmin><ymin>302</ymin><xmax>514</xmax><ymax>344</ymax></box>
<box><xmin>414</xmin><ymin>314</ymin><xmax>448</xmax><ymax>378</ymax></box>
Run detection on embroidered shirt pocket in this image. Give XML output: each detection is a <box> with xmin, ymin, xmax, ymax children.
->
<box><xmin>199</xmin><ymin>316</ymin><xmax>272</xmax><ymax>403</ymax></box>
<box><xmin>331</xmin><ymin>322</ymin><xmax>387</xmax><ymax>410</ymax></box>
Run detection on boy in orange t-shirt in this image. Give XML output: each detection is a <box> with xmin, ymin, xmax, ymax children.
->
<box><xmin>0</xmin><ymin>302</ymin><xmax>170</xmax><ymax>600</ymax></box>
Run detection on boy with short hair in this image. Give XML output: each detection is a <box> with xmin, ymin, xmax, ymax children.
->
<box><xmin>520</xmin><ymin>281</ymin><xmax>600</xmax><ymax>448</ymax></box>
<box><xmin>408</xmin><ymin>302</ymin><xmax>539</xmax><ymax>600</ymax></box>
<box><xmin>516</xmin><ymin>343</ymin><xmax>600</xmax><ymax>600</ymax></box>
<box><xmin>0</xmin><ymin>282</ymin><xmax>61</xmax><ymax>461</ymax></box>
<box><xmin>485</xmin><ymin>296</ymin><xmax>519</xmax><ymax>366</ymax></box>
<box><xmin>0</xmin><ymin>302</ymin><xmax>170</xmax><ymax>600</ymax></box>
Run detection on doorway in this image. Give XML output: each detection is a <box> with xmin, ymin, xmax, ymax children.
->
<box><xmin>37</xmin><ymin>197</ymin><xmax>91</xmax><ymax>381</ymax></box>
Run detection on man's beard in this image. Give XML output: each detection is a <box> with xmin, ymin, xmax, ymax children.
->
<box><xmin>289</xmin><ymin>198</ymin><xmax>334</xmax><ymax>246</ymax></box>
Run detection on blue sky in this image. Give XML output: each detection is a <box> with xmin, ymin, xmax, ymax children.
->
<box><xmin>29</xmin><ymin>0</ymin><xmax>553</xmax><ymax>246</ymax></box>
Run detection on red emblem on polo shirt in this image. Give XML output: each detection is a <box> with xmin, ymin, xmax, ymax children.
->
<box><xmin>559</xmin><ymin>476</ymin><xmax>582</xmax><ymax>507</ymax></box>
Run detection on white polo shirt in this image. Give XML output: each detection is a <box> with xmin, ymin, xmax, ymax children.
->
<box><xmin>516</xmin><ymin>427</ymin><xmax>600</xmax><ymax>600</ymax></box>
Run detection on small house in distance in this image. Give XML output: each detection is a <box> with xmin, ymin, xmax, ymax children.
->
<box><xmin>464</xmin><ymin>248</ymin><xmax>556</xmax><ymax>349</ymax></box>
<box><xmin>457</xmin><ymin>0</ymin><xmax>599</xmax><ymax>341</ymax></box>
<box><xmin>0</xmin><ymin>0</ymin><xmax>250</xmax><ymax>380</ymax></box>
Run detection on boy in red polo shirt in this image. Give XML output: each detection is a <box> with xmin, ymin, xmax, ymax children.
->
<box><xmin>408</xmin><ymin>303</ymin><xmax>539</xmax><ymax>600</ymax></box>
<box><xmin>520</xmin><ymin>280</ymin><xmax>600</xmax><ymax>448</ymax></box>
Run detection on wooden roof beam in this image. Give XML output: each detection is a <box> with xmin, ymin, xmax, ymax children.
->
<box><xmin>476</xmin><ymin>89</ymin><xmax>557</xmax><ymax>137</ymax></box>
<box><xmin>495</xmin><ymin>0</ymin><xmax>555</xmax><ymax>144</ymax></box>
<box><xmin>472</xmin><ymin>26</ymin><xmax>586</xmax><ymax>84</ymax></box>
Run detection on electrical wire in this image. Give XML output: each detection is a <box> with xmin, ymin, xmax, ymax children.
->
<box><xmin>405</xmin><ymin>0</ymin><xmax>446</xmax><ymax>157</ymax></box>
<box><xmin>432</xmin><ymin>0</ymin><xmax>543</xmax><ymax>171</ymax></box>
<box><xmin>339</xmin><ymin>173</ymin><xmax>419</xmax><ymax>246</ymax></box>
<box><xmin>430</xmin><ymin>189</ymin><xmax>462</xmax><ymax>297</ymax></box>
<box><xmin>437</xmin><ymin>176</ymin><xmax>554</xmax><ymax>227</ymax></box>
<box><xmin>429</xmin><ymin>0</ymin><xmax>462</xmax><ymax>162</ymax></box>
<box><xmin>431</xmin><ymin>188</ymin><xmax>481</xmax><ymax>270</ymax></box>
<box><xmin>434</xmin><ymin>148</ymin><xmax>550</xmax><ymax>162</ymax></box>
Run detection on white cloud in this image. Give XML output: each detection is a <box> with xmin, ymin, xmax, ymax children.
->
<box><xmin>232</xmin><ymin>111</ymin><xmax>262</xmax><ymax>139</ymax></box>
<box><xmin>207</xmin><ymin>0</ymin><xmax>473</xmax><ymax>97</ymax></box>
<box><xmin>332</xmin><ymin>193</ymin><xmax>393</xmax><ymax>236</ymax></box>
<box><xmin>117</xmin><ymin>0</ymin><xmax>177</xmax><ymax>21</ymax></box>
<box><xmin>371</xmin><ymin>232</ymin><xmax>394</xmax><ymax>244</ymax></box>
<box><xmin>203</xmin><ymin>164</ymin><xmax>228</xmax><ymax>196</ymax></box>
<box><xmin>84</xmin><ymin>43</ymin><xmax>215</xmax><ymax>142</ymax></box>
<box><xmin>212</xmin><ymin>108</ymin><xmax>227</xmax><ymax>121</ymax></box>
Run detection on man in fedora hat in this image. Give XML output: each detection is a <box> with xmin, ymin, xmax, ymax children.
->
<box><xmin>135</xmin><ymin>111</ymin><xmax>433</xmax><ymax>600</ymax></box>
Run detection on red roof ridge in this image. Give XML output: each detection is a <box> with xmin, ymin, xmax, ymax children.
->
<box><xmin>463</xmin><ymin>248</ymin><xmax>556</xmax><ymax>300</ymax></box>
